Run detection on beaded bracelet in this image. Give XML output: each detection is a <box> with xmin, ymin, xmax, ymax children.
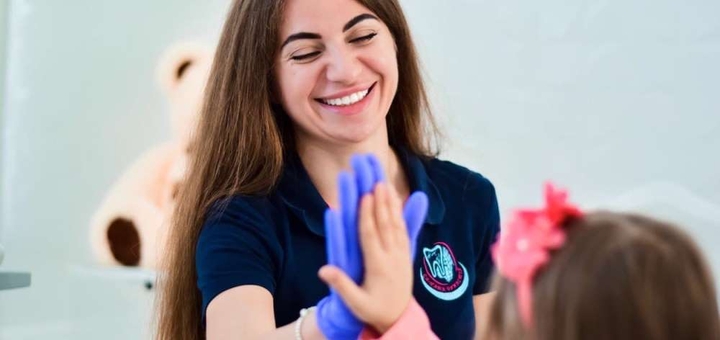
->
<box><xmin>294</xmin><ymin>306</ymin><xmax>316</xmax><ymax>340</ymax></box>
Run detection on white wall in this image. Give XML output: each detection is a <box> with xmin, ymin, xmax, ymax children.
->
<box><xmin>0</xmin><ymin>1</ymin><xmax>230</xmax><ymax>338</ymax></box>
<box><xmin>401</xmin><ymin>0</ymin><xmax>720</xmax><ymax>287</ymax></box>
<box><xmin>0</xmin><ymin>0</ymin><xmax>8</xmax><ymax>247</ymax></box>
<box><xmin>0</xmin><ymin>0</ymin><xmax>718</xmax><ymax>338</ymax></box>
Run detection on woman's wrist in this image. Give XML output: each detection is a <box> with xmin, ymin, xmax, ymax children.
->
<box><xmin>305</xmin><ymin>307</ymin><xmax>326</xmax><ymax>340</ymax></box>
<box><xmin>296</xmin><ymin>307</ymin><xmax>323</xmax><ymax>340</ymax></box>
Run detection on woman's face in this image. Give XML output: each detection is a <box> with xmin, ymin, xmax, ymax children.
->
<box><xmin>275</xmin><ymin>0</ymin><xmax>399</xmax><ymax>146</ymax></box>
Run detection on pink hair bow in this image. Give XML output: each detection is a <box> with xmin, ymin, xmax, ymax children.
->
<box><xmin>490</xmin><ymin>183</ymin><xmax>583</xmax><ymax>328</ymax></box>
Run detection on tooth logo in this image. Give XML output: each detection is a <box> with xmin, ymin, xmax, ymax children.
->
<box><xmin>420</xmin><ymin>242</ymin><xmax>469</xmax><ymax>301</ymax></box>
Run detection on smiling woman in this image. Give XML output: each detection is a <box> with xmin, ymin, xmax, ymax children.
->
<box><xmin>154</xmin><ymin>0</ymin><xmax>500</xmax><ymax>339</ymax></box>
<box><xmin>275</xmin><ymin>8</ymin><xmax>396</xmax><ymax>138</ymax></box>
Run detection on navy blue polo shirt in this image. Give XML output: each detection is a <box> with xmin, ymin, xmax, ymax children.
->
<box><xmin>196</xmin><ymin>149</ymin><xmax>500</xmax><ymax>339</ymax></box>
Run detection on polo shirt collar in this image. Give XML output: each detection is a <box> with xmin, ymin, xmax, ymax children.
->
<box><xmin>396</xmin><ymin>148</ymin><xmax>446</xmax><ymax>226</ymax></box>
<box><xmin>277</xmin><ymin>152</ymin><xmax>328</xmax><ymax>237</ymax></box>
<box><xmin>276</xmin><ymin>149</ymin><xmax>446</xmax><ymax>237</ymax></box>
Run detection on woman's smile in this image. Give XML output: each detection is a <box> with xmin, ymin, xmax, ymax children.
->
<box><xmin>315</xmin><ymin>82</ymin><xmax>377</xmax><ymax>116</ymax></box>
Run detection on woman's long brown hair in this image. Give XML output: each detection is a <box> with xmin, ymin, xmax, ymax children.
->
<box><xmin>487</xmin><ymin>212</ymin><xmax>720</xmax><ymax>340</ymax></box>
<box><xmin>154</xmin><ymin>0</ymin><xmax>440</xmax><ymax>339</ymax></box>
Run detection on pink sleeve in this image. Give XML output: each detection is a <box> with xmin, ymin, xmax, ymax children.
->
<box><xmin>357</xmin><ymin>299</ymin><xmax>439</xmax><ymax>340</ymax></box>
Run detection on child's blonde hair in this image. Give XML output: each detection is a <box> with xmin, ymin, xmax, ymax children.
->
<box><xmin>488</xmin><ymin>211</ymin><xmax>720</xmax><ymax>340</ymax></box>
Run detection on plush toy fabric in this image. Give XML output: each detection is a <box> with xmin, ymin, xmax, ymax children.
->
<box><xmin>89</xmin><ymin>43</ymin><xmax>212</xmax><ymax>268</ymax></box>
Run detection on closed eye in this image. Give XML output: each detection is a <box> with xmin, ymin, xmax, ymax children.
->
<box><xmin>291</xmin><ymin>51</ymin><xmax>321</xmax><ymax>61</ymax></box>
<box><xmin>350</xmin><ymin>32</ymin><xmax>377</xmax><ymax>44</ymax></box>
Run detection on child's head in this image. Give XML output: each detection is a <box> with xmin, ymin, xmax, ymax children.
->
<box><xmin>488</xmin><ymin>187</ymin><xmax>720</xmax><ymax>340</ymax></box>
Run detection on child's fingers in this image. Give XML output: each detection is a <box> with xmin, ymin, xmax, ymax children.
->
<box><xmin>386</xmin><ymin>184</ymin><xmax>406</xmax><ymax>235</ymax></box>
<box><xmin>359</xmin><ymin>194</ymin><xmax>382</xmax><ymax>259</ymax></box>
<box><xmin>373</xmin><ymin>183</ymin><xmax>395</xmax><ymax>250</ymax></box>
<box><xmin>318</xmin><ymin>265</ymin><xmax>369</xmax><ymax>318</ymax></box>
<box><xmin>389</xmin><ymin>186</ymin><xmax>411</xmax><ymax>254</ymax></box>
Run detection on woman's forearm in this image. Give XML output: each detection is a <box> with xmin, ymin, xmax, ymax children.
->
<box><xmin>249</xmin><ymin>310</ymin><xmax>324</xmax><ymax>340</ymax></box>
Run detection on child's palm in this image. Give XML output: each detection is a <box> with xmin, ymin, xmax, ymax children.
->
<box><xmin>320</xmin><ymin>183</ymin><xmax>428</xmax><ymax>334</ymax></box>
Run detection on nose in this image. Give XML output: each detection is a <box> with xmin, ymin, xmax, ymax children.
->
<box><xmin>325</xmin><ymin>47</ymin><xmax>362</xmax><ymax>85</ymax></box>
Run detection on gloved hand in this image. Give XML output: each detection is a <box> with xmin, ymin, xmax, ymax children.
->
<box><xmin>316</xmin><ymin>154</ymin><xmax>380</xmax><ymax>339</ymax></box>
<box><xmin>316</xmin><ymin>154</ymin><xmax>428</xmax><ymax>340</ymax></box>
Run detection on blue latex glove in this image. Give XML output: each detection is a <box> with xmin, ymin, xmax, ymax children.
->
<box><xmin>403</xmin><ymin>190</ymin><xmax>429</xmax><ymax>259</ymax></box>
<box><xmin>317</xmin><ymin>155</ymin><xmax>382</xmax><ymax>339</ymax></box>
<box><xmin>340</xmin><ymin>154</ymin><xmax>379</xmax><ymax>282</ymax></box>
<box><xmin>316</xmin><ymin>208</ymin><xmax>363</xmax><ymax>340</ymax></box>
<box><xmin>316</xmin><ymin>154</ymin><xmax>429</xmax><ymax>339</ymax></box>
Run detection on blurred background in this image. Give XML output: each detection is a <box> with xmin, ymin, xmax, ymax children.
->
<box><xmin>0</xmin><ymin>0</ymin><xmax>718</xmax><ymax>338</ymax></box>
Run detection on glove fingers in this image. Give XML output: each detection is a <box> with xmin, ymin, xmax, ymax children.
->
<box><xmin>339</xmin><ymin>170</ymin><xmax>359</xmax><ymax>276</ymax></box>
<box><xmin>403</xmin><ymin>191</ymin><xmax>429</xmax><ymax>258</ymax></box>
<box><xmin>351</xmin><ymin>154</ymin><xmax>374</xmax><ymax>195</ymax></box>
<box><xmin>324</xmin><ymin>208</ymin><xmax>348</xmax><ymax>269</ymax></box>
<box><xmin>338</xmin><ymin>171</ymin><xmax>358</xmax><ymax>231</ymax></box>
<box><xmin>365</xmin><ymin>153</ymin><xmax>386</xmax><ymax>183</ymax></box>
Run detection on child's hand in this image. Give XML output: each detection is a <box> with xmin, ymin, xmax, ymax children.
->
<box><xmin>318</xmin><ymin>182</ymin><xmax>418</xmax><ymax>334</ymax></box>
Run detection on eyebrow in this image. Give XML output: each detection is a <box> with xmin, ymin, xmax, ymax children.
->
<box><xmin>280</xmin><ymin>13</ymin><xmax>379</xmax><ymax>49</ymax></box>
<box><xmin>343</xmin><ymin>13</ymin><xmax>378</xmax><ymax>32</ymax></box>
<box><xmin>280</xmin><ymin>32</ymin><xmax>321</xmax><ymax>49</ymax></box>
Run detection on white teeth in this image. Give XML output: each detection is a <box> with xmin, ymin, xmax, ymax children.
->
<box><xmin>321</xmin><ymin>88</ymin><xmax>370</xmax><ymax>106</ymax></box>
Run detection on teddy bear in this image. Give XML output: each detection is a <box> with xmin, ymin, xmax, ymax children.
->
<box><xmin>89</xmin><ymin>42</ymin><xmax>212</xmax><ymax>269</ymax></box>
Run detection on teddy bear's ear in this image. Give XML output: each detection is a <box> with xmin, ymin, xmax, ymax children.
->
<box><xmin>157</xmin><ymin>42</ymin><xmax>213</xmax><ymax>95</ymax></box>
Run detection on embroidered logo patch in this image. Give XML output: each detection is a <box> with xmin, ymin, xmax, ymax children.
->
<box><xmin>420</xmin><ymin>242</ymin><xmax>469</xmax><ymax>301</ymax></box>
